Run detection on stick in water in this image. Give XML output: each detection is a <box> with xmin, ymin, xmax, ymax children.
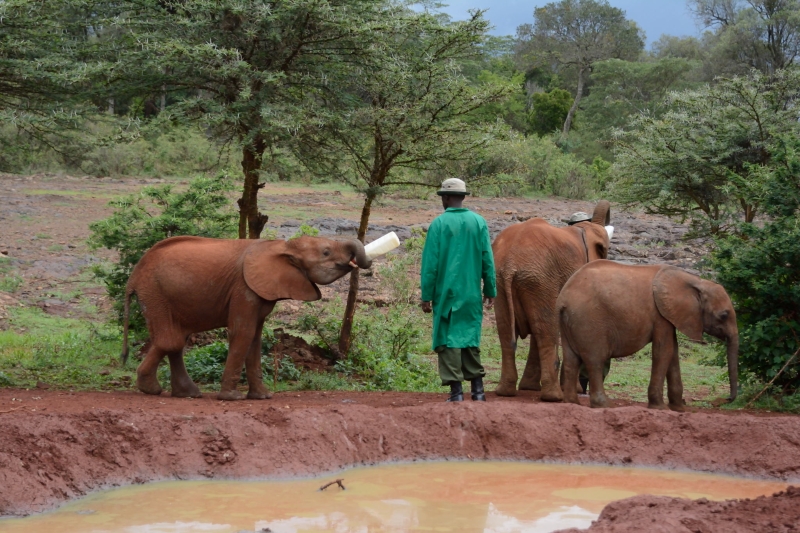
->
<box><xmin>319</xmin><ymin>478</ymin><xmax>346</xmax><ymax>491</ymax></box>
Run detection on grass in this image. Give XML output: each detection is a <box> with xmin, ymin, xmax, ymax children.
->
<box><xmin>0</xmin><ymin>307</ymin><xmax>130</xmax><ymax>390</ymax></box>
<box><xmin>0</xmin><ymin>256</ymin><xmax>23</xmax><ymax>293</ymax></box>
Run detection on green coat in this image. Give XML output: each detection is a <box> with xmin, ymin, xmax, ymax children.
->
<box><xmin>421</xmin><ymin>207</ymin><xmax>497</xmax><ymax>350</ymax></box>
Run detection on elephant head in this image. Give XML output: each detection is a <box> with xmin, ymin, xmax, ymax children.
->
<box><xmin>574</xmin><ymin>200</ymin><xmax>612</xmax><ymax>260</ymax></box>
<box><xmin>652</xmin><ymin>267</ymin><xmax>739</xmax><ymax>401</ymax></box>
<box><xmin>243</xmin><ymin>236</ymin><xmax>372</xmax><ymax>302</ymax></box>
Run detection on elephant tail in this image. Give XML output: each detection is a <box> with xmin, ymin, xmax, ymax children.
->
<box><xmin>121</xmin><ymin>286</ymin><xmax>134</xmax><ymax>365</ymax></box>
<box><xmin>502</xmin><ymin>274</ymin><xmax>517</xmax><ymax>351</ymax></box>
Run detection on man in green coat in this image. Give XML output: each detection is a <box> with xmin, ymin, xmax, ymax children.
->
<box><xmin>420</xmin><ymin>178</ymin><xmax>497</xmax><ymax>402</ymax></box>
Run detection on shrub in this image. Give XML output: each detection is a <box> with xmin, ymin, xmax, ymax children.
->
<box><xmin>712</xmin><ymin>138</ymin><xmax>800</xmax><ymax>392</ymax></box>
<box><xmin>157</xmin><ymin>331</ymin><xmax>293</xmax><ymax>386</ymax></box>
<box><xmin>88</xmin><ymin>174</ymin><xmax>238</xmax><ymax>335</ymax></box>
<box><xmin>297</xmin><ymin>297</ymin><xmax>438</xmax><ymax>391</ymax></box>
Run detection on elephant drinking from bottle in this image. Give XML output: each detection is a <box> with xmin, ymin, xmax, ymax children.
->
<box><xmin>492</xmin><ymin>201</ymin><xmax>611</xmax><ymax>401</ymax></box>
<box><xmin>122</xmin><ymin>235</ymin><xmax>372</xmax><ymax>400</ymax></box>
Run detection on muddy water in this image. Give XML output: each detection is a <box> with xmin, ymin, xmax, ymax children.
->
<box><xmin>0</xmin><ymin>462</ymin><xmax>787</xmax><ymax>533</ymax></box>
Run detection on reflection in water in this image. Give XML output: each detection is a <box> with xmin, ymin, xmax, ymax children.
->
<box><xmin>0</xmin><ymin>462</ymin><xmax>787</xmax><ymax>533</ymax></box>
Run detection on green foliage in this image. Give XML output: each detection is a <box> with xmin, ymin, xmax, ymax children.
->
<box><xmin>290</xmin><ymin>224</ymin><xmax>320</xmax><ymax>239</ymax></box>
<box><xmin>462</xmin><ymin>134</ymin><xmax>598</xmax><ymax>199</ymax></box>
<box><xmin>0</xmin><ymin>256</ymin><xmax>22</xmax><ymax>293</ymax></box>
<box><xmin>88</xmin><ymin>175</ymin><xmax>237</xmax><ymax>334</ymax></box>
<box><xmin>0</xmin><ymin>308</ymin><xmax>129</xmax><ymax>390</ymax></box>
<box><xmin>297</xmin><ymin>297</ymin><xmax>438</xmax><ymax>391</ymax></box>
<box><xmin>156</xmin><ymin>330</ymin><xmax>302</xmax><ymax>386</ymax></box>
<box><xmin>516</xmin><ymin>0</ymin><xmax>645</xmax><ymax>134</ymax></box>
<box><xmin>612</xmin><ymin>69</ymin><xmax>800</xmax><ymax>237</ymax></box>
<box><xmin>529</xmin><ymin>89</ymin><xmax>573</xmax><ymax>137</ymax></box>
<box><xmin>712</xmin><ymin>138</ymin><xmax>800</xmax><ymax>390</ymax></box>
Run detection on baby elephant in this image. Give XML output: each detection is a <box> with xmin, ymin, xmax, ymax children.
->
<box><xmin>557</xmin><ymin>260</ymin><xmax>738</xmax><ymax>410</ymax></box>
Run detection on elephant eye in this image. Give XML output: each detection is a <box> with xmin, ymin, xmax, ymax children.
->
<box><xmin>323</xmin><ymin>249</ymin><xmax>331</xmax><ymax>257</ymax></box>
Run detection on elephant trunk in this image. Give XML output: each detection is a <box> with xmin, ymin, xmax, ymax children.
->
<box><xmin>348</xmin><ymin>239</ymin><xmax>373</xmax><ymax>269</ymax></box>
<box><xmin>591</xmin><ymin>200</ymin><xmax>611</xmax><ymax>226</ymax></box>
<box><xmin>726</xmin><ymin>335</ymin><xmax>739</xmax><ymax>401</ymax></box>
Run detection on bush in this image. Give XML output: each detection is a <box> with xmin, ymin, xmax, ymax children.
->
<box><xmin>88</xmin><ymin>174</ymin><xmax>238</xmax><ymax>335</ymax></box>
<box><xmin>712</xmin><ymin>138</ymin><xmax>800</xmax><ymax>392</ymax></box>
<box><xmin>461</xmin><ymin>134</ymin><xmax>598</xmax><ymax>199</ymax></box>
<box><xmin>157</xmin><ymin>331</ymin><xmax>296</xmax><ymax>386</ymax></box>
<box><xmin>297</xmin><ymin>298</ymin><xmax>438</xmax><ymax>391</ymax></box>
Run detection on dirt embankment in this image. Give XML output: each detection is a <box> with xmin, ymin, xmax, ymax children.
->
<box><xmin>556</xmin><ymin>486</ymin><xmax>800</xmax><ymax>533</ymax></box>
<box><xmin>0</xmin><ymin>390</ymin><xmax>799</xmax><ymax>524</ymax></box>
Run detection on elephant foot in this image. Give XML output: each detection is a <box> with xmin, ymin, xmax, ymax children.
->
<box><xmin>540</xmin><ymin>385</ymin><xmax>564</xmax><ymax>402</ymax></box>
<box><xmin>494</xmin><ymin>381</ymin><xmax>518</xmax><ymax>397</ymax></box>
<box><xmin>217</xmin><ymin>389</ymin><xmax>246</xmax><ymax>401</ymax></box>
<box><xmin>647</xmin><ymin>402</ymin><xmax>669</xmax><ymax>410</ymax></box>
<box><xmin>668</xmin><ymin>402</ymin><xmax>685</xmax><ymax>412</ymax></box>
<box><xmin>247</xmin><ymin>388</ymin><xmax>273</xmax><ymax>400</ymax></box>
<box><xmin>517</xmin><ymin>376</ymin><xmax>542</xmax><ymax>391</ymax></box>
<box><xmin>171</xmin><ymin>383</ymin><xmax>202</xmax><ymax>399</ymax></box>
<box><xmin>136</xmin><ymin>374</ymin><xmax>163</xmax><ymax>396</ymax></box>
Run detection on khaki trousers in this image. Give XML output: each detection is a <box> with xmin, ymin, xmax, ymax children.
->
<box><xmin>435</xmin><ymin>345</ymin><xmax>485</xmax><ymax>385</ymax></box>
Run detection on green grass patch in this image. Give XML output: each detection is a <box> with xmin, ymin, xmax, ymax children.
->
<box><xmin>0</xmin><ymin>307</ymin><xmax>131</xmax><ymax>390</ymax></box>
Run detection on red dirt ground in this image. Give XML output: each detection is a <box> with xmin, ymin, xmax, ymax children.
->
<box><xmin>0</xmin><ymin>389</ymin><xmax>799</xmax><ymax>532</ymax></box>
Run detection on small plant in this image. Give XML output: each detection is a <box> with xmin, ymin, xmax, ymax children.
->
<box><xmin>297</xmin><ymin>297</ymin><xmax>437</xmax><ymax>391</ymax></box>
<box><xmin>290</xmin><ymin>224</ymin><xmax>320</xmax><ymax>239</ymax></box>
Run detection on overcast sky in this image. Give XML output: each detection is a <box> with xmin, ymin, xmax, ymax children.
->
<box><xmin>435</xmin><ymin>0</ymin><xmax>702</xmax><ymax>47</ymax></box>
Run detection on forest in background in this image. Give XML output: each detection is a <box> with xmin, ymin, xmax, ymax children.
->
<box><xmin>1</xmin><ymin>0</ymin><xmax>798</xmax><ymax>398</ymax></box>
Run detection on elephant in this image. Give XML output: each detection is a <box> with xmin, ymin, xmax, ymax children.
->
<box><xmin>492</xmin><ymin>201</ymin><xmax>611</xmax><ymax>401</ymax></box>
<box><xmin>557</xmin><ymin>260</ymin><xmax>739</xmax><ymax>410</ymax></box>
<box><xmin>121</xmin><ymin>235</ymin><xmax>372</xmax><ymax>400</ymax></box>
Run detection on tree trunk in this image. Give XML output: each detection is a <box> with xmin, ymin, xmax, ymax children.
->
<box><xmin>338</xmin><ymin>195</ymin><xmax>374</xmax><ymax>356</ymax></box>
<box><xmin>562</xmin><ymin>67</ymin><xmax>586</xmax><ymax>136</ymax></box>
<box><xmin>238</xmin><ymin>139</ymin><xmax>269</xmax><ymax>239</ymax></box>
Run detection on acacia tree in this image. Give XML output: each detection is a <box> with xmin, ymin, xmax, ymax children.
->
<box><xmin>100</xmin><ymin>0</ymin><xmax>390</xmax><ymax>239</ymax></box>
<box><xmin>298</xmin><ymin>9</ymin><xmax>511</xmax><ymax>356</ymax></box>
<box><xmin>515</xmin><ymin>0</ymin><xmax>643</xmax><ymax>135</ymax></box>
<box><xmin>612</xmin><ymin>69</ymin><xmax>800</xmax><ymax>236</ymax></box>
<box><xmin>0</xmin><ymin>0</ymin><xmax>104</xmax><ymax>168</ymax></box>
<box><xmin>690</xmin><ymin>0</ymin><xmax>800</xmax><ymax>75</ymax></box>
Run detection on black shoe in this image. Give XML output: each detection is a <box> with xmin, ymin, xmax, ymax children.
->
<box><xmin>446</xmin><ymin>381</ymin><xmax>464</xmax><ymax>402</ymax></box>
<box><xmin>470</xmin><ymin>377</ymin><xmax>486</xmax><ymax>401</ymax></box>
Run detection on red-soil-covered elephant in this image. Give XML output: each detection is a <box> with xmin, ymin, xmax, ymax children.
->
<box><xmin>492</xmin><ymin>201</ymin><xmax>611</xmax><ymax>401</ymax></box>
<box><xmin>122</xmin><ymin>235</ymin><xmax>372</xmax><ymax>400</ymax></box>
<box><xmin>558</xmin><ymin>261</ymin><xmax>739</xmax><ymax>410</ymax></box>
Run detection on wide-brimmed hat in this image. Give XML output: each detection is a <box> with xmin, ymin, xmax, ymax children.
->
<box><xmin>562</xmin><ymin>211</ymin><xmax>591</xmax><ymax>225</ymax></box>
<box><xmin>436</xmin><ymin>178</ymin><xmax>470</xmax><ymax>196</ymax></box>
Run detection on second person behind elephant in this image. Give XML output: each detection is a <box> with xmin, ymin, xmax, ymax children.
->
<box><xmin>420</xmin><ymin>178</ymin><xmax>496</xmax><ymax>402</ymax></box>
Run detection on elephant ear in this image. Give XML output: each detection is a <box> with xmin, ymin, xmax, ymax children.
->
<box><xmin>591</xmin><ymin>200</ymin><xmax>611</xmax><ymax>226</ymax></box>
<box><xmin>652</xmin><ymin>267</ymin><xmax>704</xmax><ymax>342</ymax></box>
<box><xmin>243</xmin><ymin>241</ymin><xmax>321</xmax><ymax>302</ymax></box>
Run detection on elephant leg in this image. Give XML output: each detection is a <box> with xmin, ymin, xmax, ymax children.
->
<box><xmin>647</xmin><ymin>321</ymin><xmax>674</xmax><ymax>410</ymax></box>
<box><xmin>168</xmin><ymin>350</ymin><xmax>202</xmax><ymax>398</ymax></box>
<box><xmin>665</xmin><ymin>330</ymin><xmax>685</xmax><ymax>412</ymax></box>
<box><xmin>245</xmin><ymin>318</ymin><xmax>272</xmax><ymax>400</ymax></box>
<box><xmin>136</xmin><ymin>344</ymin><xmax>167</xmax><ymax>396</ymax></box>
<box><xmin>518</xmin><ymin>341</ymin><xmax>541</xmax><ymax>391</ymax></box>
<box><xmin>218</xmin><ymin>324</ymin><xmax>256</xmax><ymax>401</ymax></box>
<box><xmin>561</xmin><ymin>343</ymin><xmax>581</xmax><ymax>405</ymax></box>
<box><xmin>494</xmin><ymin>289</ymin><xmax>519</xmax><ymax>397</ymax></box>
<box><xmin>586</xmin><ymin>357</ymin><xmax>610</xmax><ymax>408</ymax></box>
<box><xmin>537</xmin><ymin>338</ymin><xmax>563</xmax><ymax>402</ymax></box>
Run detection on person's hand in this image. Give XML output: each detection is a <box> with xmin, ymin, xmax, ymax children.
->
<box><xmin>484</xmin><ymin>297</ymin><xmax>495</xmax><ymax>310</ymax></box>
<box><xmin>421</xmin><ymin>301</ymin><xmax>432</xmax><ymax>313</ymax></box>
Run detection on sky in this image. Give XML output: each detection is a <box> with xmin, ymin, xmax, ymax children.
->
<box><xmin>435</xmin><ymin>0</ymin><xmax>702</xmax><ymax>47</ymax></box>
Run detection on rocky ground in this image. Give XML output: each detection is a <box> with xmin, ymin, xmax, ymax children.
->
<box><xmin>0</xmin><ymin>172</ymin><xmax>708</xmax><ymax>329</ymax></box>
